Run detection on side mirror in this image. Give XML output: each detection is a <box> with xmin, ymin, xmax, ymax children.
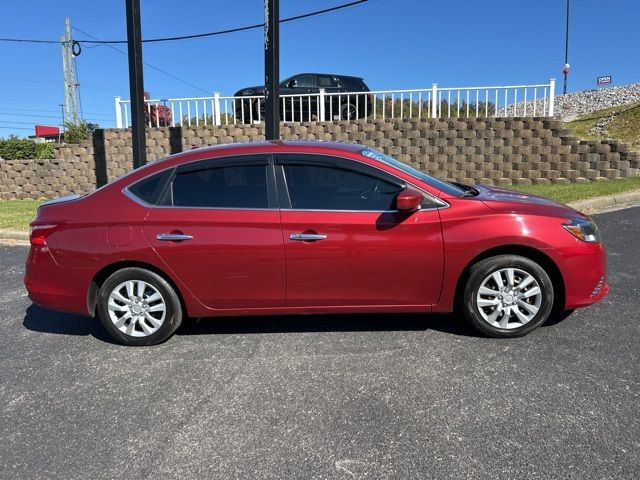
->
<box><xmin>396</xmin><ymin>188</ymin><xmax>424</xmax><ymax>212</ymax></box>
<box><xmin>288</xmin><ymin>80</ymin><xmax>297</xmax><ymax>88</ymax></box>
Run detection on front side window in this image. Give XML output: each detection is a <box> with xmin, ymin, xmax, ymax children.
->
<box><xmin>292</xmin><ymin>74</ymin><xmax>314</xmax><ymax>88</ymax></box>
<box><xmin>283</xmin><ymin>164</ymin><xmax>403</xmax><ymax>211</ymax></box>
<box><xmin>171</xmin><ymin>165</ymin><xmax>268</xmax><ymax>209</ymax></box>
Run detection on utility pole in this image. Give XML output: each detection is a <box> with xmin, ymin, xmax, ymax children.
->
<box><xmin>264</xmin><ymin>0</ymin><xmax>280</xmax><ymax>140</ymax></box>
<box><xmin>125</xmin><ymin>0</ymin><xmax>147</xmax><ymax>168</ymax></box>
<box><xmin>563</xmin><ymin>0</ymin><xmax>570</xmax><ymax>95</ymax></box>
<box><xmin>61</xmin><ymin>17</ymin><xmax>80</xmax><ymax>125</ymax></box>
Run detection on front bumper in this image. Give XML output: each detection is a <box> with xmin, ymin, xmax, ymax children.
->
<box><xmin>558</xmin><ymin>241</ymin><xmax>610</xmax><ymax>309</ymax></box>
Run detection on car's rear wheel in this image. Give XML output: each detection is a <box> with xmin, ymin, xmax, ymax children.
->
<box><xmin>462</xmin><ymin>255</ymin><xmax>554</xmax><ymax>337</ymax></box>
<box><xmin>97</xmin><ymin>267</ymin><xmax>183</xmax><ymax>346</ymax></box>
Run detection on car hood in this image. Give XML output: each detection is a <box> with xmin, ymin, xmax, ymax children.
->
<box><xmin>474</xmin><ymin>185</ymin><xmax>587</xmax><ymax>219</ymax></box>
<box><xmin>234</xmin><ymin>85</ymin><xmax>266</xmax><ymax>96</ymax></box>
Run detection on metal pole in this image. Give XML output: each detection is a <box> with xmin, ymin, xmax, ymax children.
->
<box><xmin>59</xmin><ymin>104</ymin><xmax>65</xmax><ymax>143</ymax></box>
<box><xmin>264</xmin><ymin>0</ymin><xmax>280</xmax><ymax>140</ymax></box>
<box><xmin>125</xmin><ymin>0</ymin><xmax>147</xmax><ymax>168</ymax></box>
<box><xmin>563</xmin><ymin>0</ymin><xmax>570</xmax><ymax>95</ymax></box>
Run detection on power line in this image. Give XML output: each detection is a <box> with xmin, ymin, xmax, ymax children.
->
<box><xmin>0</xmin><ymin>125</ymin><xmax>33</xmax><ymax>131</ymax></box>
<box><xmin>0</xmin><ymin>120</ymin><xmax>50</xmax><ymax>125</ymax></box>
<box><xmin>0</xmin><ymin>112</ymin><xmax>108</xmax><ymax>123</ymax></box>
<box><xmin>0</xmin><ymin>106</ymin><xmax>64</xmax><ymax>114</ymax></box>
<box><xmin>72</xmin><ymin>26</ymin><xmax>211</xmax><ymax>95</ymax></box>
<box><xmin>0</xmin><ymin>1</ymin><xmax>369</xmax><ymax>45</ymax></box>
<box><xmin>0</xmin><ymin>112</ymin><xmax>61</xmax><ymax>119</ymax></box>
<box><xmin>0</xmin><ymin>107</ymin><xmax>112</xmax><ymax>118</ymax></box>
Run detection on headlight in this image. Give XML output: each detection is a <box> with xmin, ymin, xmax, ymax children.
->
<box><xmin>562</xmin><ymin>218</ymin><xmax>602</xmax><ymax>243</ymax></box>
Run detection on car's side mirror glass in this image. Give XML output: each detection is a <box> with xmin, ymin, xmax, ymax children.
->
<box><xmin>396</xmin><ymin>188</ymin><xmax>424</xmax><ymax>212</ymax></box>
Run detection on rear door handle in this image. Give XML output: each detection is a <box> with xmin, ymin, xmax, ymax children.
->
<box><xmin>156</xmin><ymin>233</ymin><xmax>193</xmax><ymax>242</ymax></box>
<box><xmin>289</xmin><ymin>233</ymin><xmax>327</xmax><ymax>241</ymax></box>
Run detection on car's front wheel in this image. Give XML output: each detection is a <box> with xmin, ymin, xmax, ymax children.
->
<box><xmin>341</xmin><ymin>102</ymin><xmax>357</xmax><ymax>120</ymax></box>
<box><xmin>462</xmin><ymin>255</ymin><xmax>554</xmax><ymax>337</ymax></box>
<box><xmin>97</xmin><ymin>267</ymin><xmax>183</xmax><ymax>346</ymax></box>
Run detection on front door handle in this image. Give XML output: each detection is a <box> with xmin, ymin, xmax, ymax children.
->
<box><xmin>157</xmin><ymin>233</ymin><xmax>194</xmax><ymax>242</ymax></box>
<box><xmin>289</xmin><ymin>233</ymin><xmax>327</xmax><ymax>242</ymax></box>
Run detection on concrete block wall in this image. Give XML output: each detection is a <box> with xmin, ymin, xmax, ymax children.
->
<box><xmin>1</xmin><ymin>117</ymin><xmax>638</xmax><ymax>199</ymax></box>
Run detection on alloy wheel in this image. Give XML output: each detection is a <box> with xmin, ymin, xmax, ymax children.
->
<box><xmin>475</xmin><ymin>267</ymin><xmax>542</xmax><ymax>329</ymax></box>
<box><xmin>107</xmin><ymin>280</ymin><xmax>166</xmax><ymax>337</ymax></box>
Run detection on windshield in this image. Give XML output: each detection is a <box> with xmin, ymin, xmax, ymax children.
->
<box><xmin>280</xmin><ymin>76</ymin><xmax>294</xmax><ymax>87</ymax></box>
<box><xmin>360</xmin><ymin>148</ymin><xmax>467</xmax><ymax>197</ymax></box>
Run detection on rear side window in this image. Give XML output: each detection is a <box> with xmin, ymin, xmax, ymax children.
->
<box><xmin>171</xmin><ymin>165</ymin><xmax>268</xmax><ymax>209</ymax></box>
<box><xmin>283</xmin><ymin>165</ymin><xmax>402</xmax><ymax>211</ymax></box>
<box><xmin>127</xmin><ymin>169</ymin><xmax>172</xmax><ymax>205</ymax></box>
<box><xmin>317</xmin><ymin>75</ymin><xmax>338</xmax><ymax>88</ymax></box>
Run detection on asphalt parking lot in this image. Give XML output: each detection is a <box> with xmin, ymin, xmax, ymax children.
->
<box><xmin>1</xmin><ymin>206</ymin><xmax>639</xmax><ymax>480</ymax></box>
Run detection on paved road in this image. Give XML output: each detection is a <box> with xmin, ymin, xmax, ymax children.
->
<box><xmin>1</xmin><ymin>207</ymin><xmax>638</xmax><ymax>480</ymax></box>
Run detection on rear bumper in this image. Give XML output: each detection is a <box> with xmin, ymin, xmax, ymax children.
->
<box><xmin>24</xmin><ymin>246</ymin><xmax>92</xmax><ymax>316</ymax></box>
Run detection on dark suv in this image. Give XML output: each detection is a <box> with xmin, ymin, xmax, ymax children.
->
<box><xmin>234</xmin><ymin>73</ymin><xmax>373</xmax><ymax>123</ymax></box>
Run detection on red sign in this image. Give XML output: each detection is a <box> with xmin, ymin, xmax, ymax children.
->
<box><xmin>34</xmin><ymin>125</ymin><xmax>60</xmax><ymax>137</ymax></box>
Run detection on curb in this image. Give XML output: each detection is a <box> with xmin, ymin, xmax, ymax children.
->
<box><xmin>1</xmin><ymin>190</ymin><xmax>639</xmax><ymax>245</ymax></box>
<box><xmin>0</xmin><ymin>230</ymin><xmax>28</xmax><ymax>246</ymax></box>
<box><xmin>567</xmin><ymin>189</ymin><xmax>640</xmax><ymax>215</ymax></box>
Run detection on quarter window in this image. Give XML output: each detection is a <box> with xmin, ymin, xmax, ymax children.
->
<box><xmin>127</xmin><ymin>169</ymin><xmax>172</xmax><ymax>205</ymax></box>
<box><xmin>283</xmin><ymin>165</ymin><xmax>402</xmax><ymax>211</ymax></box>
<box><xmin>171</xmin><ymin>165</ymin><xmax>268</xmax><ymax>208</ymax></box>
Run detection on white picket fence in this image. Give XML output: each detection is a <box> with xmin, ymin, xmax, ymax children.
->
<box><xmin>114</xmin><ymin>79</ymin><xmax>556</xmax><ymax>128</ymax></box>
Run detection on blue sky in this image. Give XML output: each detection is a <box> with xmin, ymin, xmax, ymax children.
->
<box><xmin>1</xmin><ymin>0</ymin><xmax>638</xmax><ymax>137</ymax></box>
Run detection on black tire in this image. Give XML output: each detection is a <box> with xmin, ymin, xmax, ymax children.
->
<box><xmin>341</xmin><ymin>102</ymin><xmax>357</xmax><ymax>120</ymax></box>
<box><xmin>461</xmin><ymin>255</ymin><xmax>554</xmax><ymax>338</ymax></box>
<box><xmin>97</xmin><ymin>267</ymin><xmax>183</xmax><ymax>346</ymax></box>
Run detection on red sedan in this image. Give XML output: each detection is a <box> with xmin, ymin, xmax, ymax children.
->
<box><xmin>25</xmin><ymin>141</ymin><xmax>608</xmax><ymax>345</ymax></box>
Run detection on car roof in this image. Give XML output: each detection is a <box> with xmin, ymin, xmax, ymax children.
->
<box><xmin>170</xmin><ymin>140</ymin><xmax>365</xmax><ymax>159</ymax></box>
<box><xmin>296</xmin><ymin>73</ymin><xmax>364</xmax><ymax>80</ymax></box>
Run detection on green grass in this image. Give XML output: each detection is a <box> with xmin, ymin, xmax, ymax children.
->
<box><xmin>510</xmin><ymin>176</ymin><xmax>640</xmax><ymax>203</ymax></box>
<box><xmin>0</xmin><ymin>200</ymin><xmax>41</xmax><ymax>231</ymax></box>
<box><xmin>566</xmin><ymin>102</ymin><xmax>640</xmax><ymax>152</ymax></box>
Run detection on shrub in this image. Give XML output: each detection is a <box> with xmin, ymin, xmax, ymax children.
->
<box><xmin>0</xmin><ymin>137</ymin><xmax>38</xmax><ymax>159</ymax></box>
<box><xmin>35</xmin><ymin>142</ymin><xmax>56</xmax><ymax>159</ymax></box>
<box><xmin>0</xmin><ymin>137</ymin><xmax>57</xmax><ymax>160</ymax></box>
<box><xmin>64</xmin><ymin>121</ymin><xmax>98</xmax><ymax>143</ymax></box>
<box><xmin>145</xmin><ymin>104</ymin><xmax>172</xmax><ymax>127</ymax></box>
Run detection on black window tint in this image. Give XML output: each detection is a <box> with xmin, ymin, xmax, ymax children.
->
<box><xmin>339</xmin><ymin>77</ymin><xmax>367</xmax><ymax>91</ymax></box>
<box><xmin>127</xmin><ymin>169</ymin><xmax>172</xmax><ymax>205</ymax></box>
<box><xmin>172</xmin><ymin>165</ymin><xmax>268</xmax><ymax>208</ymax></box>
<box><xmin>317</xmin><ymin>76</ymin><xmax>337</xmax><ymax>88</ymax></box>
<box><xmin>284</xmin><ymin>165</ymin><xmax>402</xmax><ymax>211</ymax></box>
<box><xmin>294</xmin><ymin>74</ymin><xmax>314</xmax><ymax>87</ymax></box>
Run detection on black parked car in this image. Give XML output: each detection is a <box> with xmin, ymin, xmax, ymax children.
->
<box><xmin>234</xmin><ymin>73</ymin><xmax>373</xmax><ymax>123</ymax></box>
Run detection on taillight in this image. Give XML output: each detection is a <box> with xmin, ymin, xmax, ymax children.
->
<box><xmin>29</xmin><ymin>224</ymin><xmax>61</xmax><ymax>246</ymax></box>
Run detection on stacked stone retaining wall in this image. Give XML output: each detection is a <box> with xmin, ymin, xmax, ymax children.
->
<box><xmin>1</xmin><ymin>117</ymin><xmax>638</xmax><ymax>199</ymax></box>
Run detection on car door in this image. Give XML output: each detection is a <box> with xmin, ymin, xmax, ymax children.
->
<box><xmin>276</xmin><ymin>154</ymin><xmax>444</xmax><ymax>308</ymax></box>
<box><xmin>143</xmin><ymin>155</ymin><xmax>286</xmax><ymax>310</ymax></box>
